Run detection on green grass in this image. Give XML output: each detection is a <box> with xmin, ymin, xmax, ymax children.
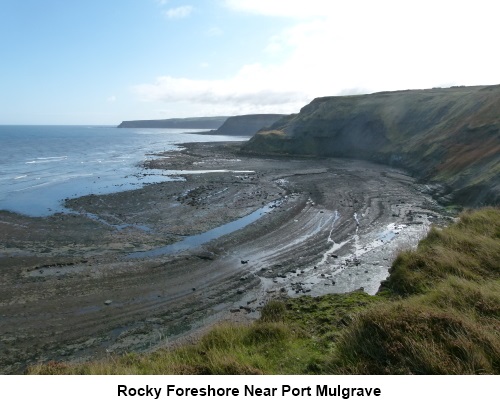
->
<box><xmin>382</xmin><ymin>208</ymin><xmax>499</xmax><ymax>295</ymax></box>
<box><xmin>28</xmin><ymin>208</ymin><xmax>500</xmax><ymax>375</ymax></box>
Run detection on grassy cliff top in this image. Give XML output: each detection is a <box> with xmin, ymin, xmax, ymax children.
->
<box><xmin>243</xmin><ymin>85</ymin><xmax>500</xmax><ymax>207</ymax></box>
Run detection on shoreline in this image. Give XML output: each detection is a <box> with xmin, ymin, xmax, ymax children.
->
<box><xmin>0</xmin><ymin>141</ymin><xmax>449</xmax><ymax>373</ymax></box>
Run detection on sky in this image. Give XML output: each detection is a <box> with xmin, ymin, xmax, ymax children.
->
<box><xmin>1</xmin><ymin>0</ymin><xmax>499</xmax><ymax>125</ymax></box>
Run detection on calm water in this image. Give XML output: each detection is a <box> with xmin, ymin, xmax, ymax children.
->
<box><xmin>0</xmin><ymin>126</ymin><xmax>248</xmax><ymax>216</ymax></box>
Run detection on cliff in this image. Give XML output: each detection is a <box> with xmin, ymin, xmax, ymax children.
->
<box><xmin>199</xmin><ymin>114</ymin><xmax>286</xmax><ymax>135</ymax></box>
<box><xmin>117</xmin><ymin>116</ymin><xmax>228</xmax><ymax>129</ymax></box>
<box><xmin>243</xmin><ymin>85</ymin><xmax>500</xmax><ymax>207</ymax></box>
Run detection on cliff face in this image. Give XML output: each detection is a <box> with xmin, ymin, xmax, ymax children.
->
<box><xmin>243</xmin><ymin>85</ymin><xmax>500</xmax><ymax>206</ymax></box>
<box><xmin>117</xmin><ymin>117</ymin><xmax>228</xmax><ymax>129</ymax></box>
<box><xmin>201</xmin><ymin>114</ymin><xmax>286</xmax><ymax>135</ymax></box>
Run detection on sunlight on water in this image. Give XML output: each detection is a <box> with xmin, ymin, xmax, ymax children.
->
<box><xmin>0</xmin><ymin>126</ymin><xmax>248</xmax><ymax>216</ymax></box>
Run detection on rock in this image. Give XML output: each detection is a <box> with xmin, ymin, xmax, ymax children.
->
<box><xmin>241</xmin><ymin>260</ymin><xmax>248</xmax><ymax>264</ymax></box>
<box><xmin>146</xmin><ymin>318</ymin><xmax>163</xmax><ymax>324</ymax></box>
<box><xmin>104</xmin><ymin>300</ymin><xmax>112</xmax><ymax>305</ymax></box>
<box><xmin>196</xmin><ymin>251</ymin><xmax>215</xmax><ymax>260</ymax></box>
<box><xmin>237</xmin><ymin>288</ymin><xmax>244</xmax><ymax>294</ymax></box>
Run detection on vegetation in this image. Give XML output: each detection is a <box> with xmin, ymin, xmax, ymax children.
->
<box><xmin>28</xmin><ymin>208</ymin><xmax>500</xmax><ymax>374</ymax></box>
<box><xmin>243</xmin><ymin>85</ymin><xmax>500</xmax><ymax>206</ymax></box>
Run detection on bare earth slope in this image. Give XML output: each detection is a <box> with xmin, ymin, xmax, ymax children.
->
<box><xmin>243</xmin><ymin>85</ymin><xmax>500</xmax><ymax>206</ymax></box>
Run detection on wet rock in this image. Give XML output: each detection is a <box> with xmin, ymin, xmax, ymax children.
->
<box><xmin>146</xmin><ymin>318</ymin><xmax>163</xmax><ymax>324</ymax></box>
<box><xmin>196</xmin><ymin>251</ymin><xmax>215</xmax><ymax>260</ymax></box>
<box><xmin>241</xmin><ymin>260</ymin><xmax>248</xmax><ymax>264</ymax></box>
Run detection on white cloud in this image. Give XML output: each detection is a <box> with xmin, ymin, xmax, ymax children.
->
<box><xmin>163</xmin><ymin>5</ymin><xmax>193</xmax><ymax>19</ymax></box>
<box><xmin>107</xmin><ymin>95</ymin><xmax>117</xmax><ymax>103</ymax></box>
<box><xmin>135</xmin><ymin>1</ymin><xmax>500</xmax><ymax>115</ymax></box>
<box><xmin>133</xmin><ymin>63</ymin><xmax>308</xmax><ymax>113</ymax></box>
<box><xmin>224</xmin><ymin>0</ymin><xmax>329</xmax><ymax>18</ymax></box>
<box><xmin>156</xmin><ymin>0</ymin><xmax>169</xmax><ymax>5</ymax></box>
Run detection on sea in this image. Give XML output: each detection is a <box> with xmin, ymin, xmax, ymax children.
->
<box><xmin>0</xmin><ymin>125</ymin><xmax>248</xmax><ymax>217</ymax></box>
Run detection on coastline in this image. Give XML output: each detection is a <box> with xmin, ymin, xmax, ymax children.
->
<box><xmin>0</xmin><ymin>141</ymin><xmax>449</xmax><ymax>373</ymax></box>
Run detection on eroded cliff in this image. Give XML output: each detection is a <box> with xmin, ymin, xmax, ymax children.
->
<box><xmin>200</xmin><ymin>114</ymin><xmax>286</xmax><ymax>135</ymax></box>
<box><xmin>243</xmin><ymin>85</ymin><xmax>500</xmax><ymax>206</ymax></box>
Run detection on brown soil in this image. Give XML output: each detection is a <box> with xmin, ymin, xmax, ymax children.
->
<box><xmin>0</xmin><ymin>141</ymin><xmax>447</xmax><ymax>373</ymax></box>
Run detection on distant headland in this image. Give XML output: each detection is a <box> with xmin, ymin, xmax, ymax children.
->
<box><xmin>117</xmin><ymin>116</ymin><xmax>228</xmax><ymax>129</ymax></box>
<box><xmin>118</xmin><ymin>114</ymin><xmax>286</xmax><ymax>136</ymax></box>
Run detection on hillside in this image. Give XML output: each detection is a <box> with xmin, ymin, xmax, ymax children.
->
<box><xmin>117</xmin><ymin>116</ymin><xmax>228</xmax><ymax>129</ymax></box>
<box><xmin>199</xmin><ymin>114</ymin><xmax>286</xmax><ymax>135</ymax></box>
<box><xmin>243</xmin><ymin>85</ymin><xmax>500</xmax><ymax>207</ymax></box>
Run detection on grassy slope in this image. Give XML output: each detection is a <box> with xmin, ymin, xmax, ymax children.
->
<box><xmin>243</xmin><ymin>85</ymin><xmax>500</xmax><ymax>206</ymax></box>
<box><xmin>29</xmin><ymin>208</ymin><xmax>500</xmax><ymax>375</ymax></box>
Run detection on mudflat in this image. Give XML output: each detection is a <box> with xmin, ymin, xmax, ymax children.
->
<box><xmin>0</xmin><ymin>141</ymin><xmax>447</xmax><ymax>373</ymax></box>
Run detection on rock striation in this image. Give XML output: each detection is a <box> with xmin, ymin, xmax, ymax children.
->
<box><xmin>243</xmin><ymin>85</ymin><xmax>500</xmax><ymax>206</ymax></box>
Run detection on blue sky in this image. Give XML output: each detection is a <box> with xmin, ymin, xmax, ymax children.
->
<box><xmin>1</xmin><ymin>0</ymin><xmax>499</xmax><ymax>125</ymax></box>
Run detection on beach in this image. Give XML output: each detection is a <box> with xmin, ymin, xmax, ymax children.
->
<box><xmin>0</xmin><ymin>141</ymin><xmax>447</xmax><ymax>373</ymax></box>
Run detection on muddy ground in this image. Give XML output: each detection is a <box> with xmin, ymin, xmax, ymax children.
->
<box><xmin>0</xmin><ymin>142</ymin><xmax>450</xmax><ymax>373</ymax></box>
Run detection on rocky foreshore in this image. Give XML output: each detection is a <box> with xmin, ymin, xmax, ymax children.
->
<box><xmin>0</xmin><ymin>141</ymin><xmax>449</xmax><ymax>373</ymax></box>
